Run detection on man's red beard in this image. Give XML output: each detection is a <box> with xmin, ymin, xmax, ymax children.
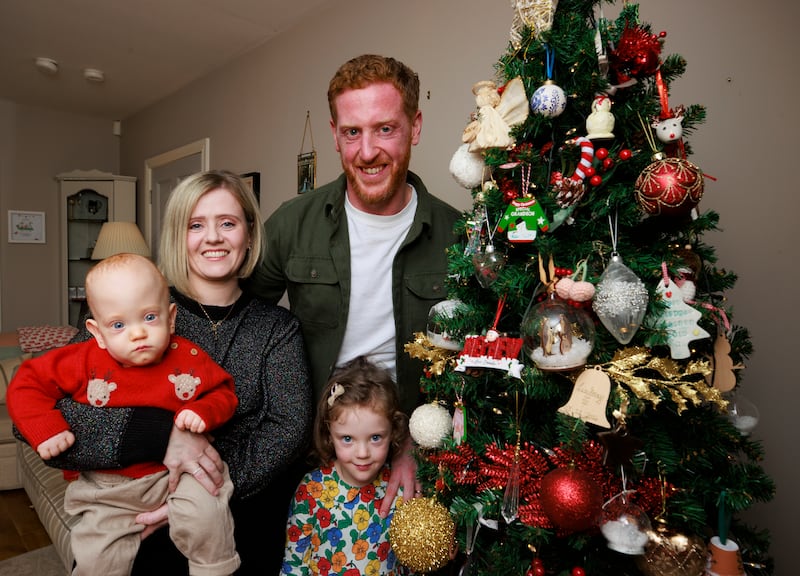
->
<box><xmin>343</xmin><ymin>153</ymin><xmax>410</xmax><ymax>210</ymax></box>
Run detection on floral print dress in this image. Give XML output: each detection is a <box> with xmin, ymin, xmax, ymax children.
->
<box><xmin>282</xmin><ymin>464</ymin><xmax>411</xmax><ymax>576</ymax></box>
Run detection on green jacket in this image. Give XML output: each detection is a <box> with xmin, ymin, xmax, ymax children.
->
<box><xmin>248</xmin><ymin>171</ymin><xmax>461</xmax><ymax>414</ymax></box>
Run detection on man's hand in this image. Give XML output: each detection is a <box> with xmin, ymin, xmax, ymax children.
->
<box><xmin>163</xmin><ymin>426</ymin><xmax>224</xmax><ymax>496</ymax></box>
<box><xmin>136</xmin><ymin>503</ymin><xmax>169</xmax><ymax>540</ymax></box>
<box><xmin>380</xmin><ymin>436</ymin><xmax>420</xmax><ymax>518</ymax></box>
<box><xmin>37</xmin><ymin>430</ymin><xmax>75</xmax><ymax>460</ymax></box>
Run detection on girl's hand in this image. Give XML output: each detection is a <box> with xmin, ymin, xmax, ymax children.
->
<box><xmin>163</xmin><ymin>426</ymin><xmax>224</xmax><ymax>495</ymax></box>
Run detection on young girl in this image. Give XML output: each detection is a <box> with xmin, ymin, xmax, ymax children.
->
<box><xmin>282</xmin><ymin>356</ymin><xmax>412</xmax><ymax>576</ymax></box>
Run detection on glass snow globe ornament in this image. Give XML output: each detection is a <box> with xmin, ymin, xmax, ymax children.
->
<box><xmin>725</xmin><ymin>392</ymin><xmax>759</xmax><ymax>436</ymax></box>
<box><xmin>521</xmin><ymin>293</ymin><xmax>595</xmax><ymax>371</ymax></box>
<box><xmin>592</xmin><ymin>253</ymin><xmax>649</xmax><ymax>345</ymax></box>
<box><xmin>599</xmin><ymin>496</ymin><xmax>652</xmax><ymax>555</ymax></box>
<box><xmin>426</xmin><ymin>299</ymin><xmax>467</xmax><ymax>351</ymax></box>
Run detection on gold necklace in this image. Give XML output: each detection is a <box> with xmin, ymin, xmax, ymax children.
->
<box><xmin>198</xmin><ymin>302</ymin><xmax>236</xmax><ymax>337</ymax></box>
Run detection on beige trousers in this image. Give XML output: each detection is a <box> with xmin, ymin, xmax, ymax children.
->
<box><xmin>64</xmin><ymin>465</ymin><xmax>240</xmax><ymax>576</ymax></box>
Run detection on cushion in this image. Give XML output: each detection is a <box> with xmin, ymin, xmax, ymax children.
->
<box><xmin>0</xmin><ymin>353</ymin><xmax>32</xmax><ymax>403</ymax></box>
<box><xmin>17</xmin><ymin>325</ymin><xmax>78</xmax><ymax>353</ymax></box>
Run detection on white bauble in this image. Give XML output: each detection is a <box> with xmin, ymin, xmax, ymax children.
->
<box><xmin>449</xmin><ymin>143</ymin><xmax>486</xmax><ymax>189</ymax></box>
<box><xmin>530</xmin><ymin>80</ymin><xmax>567</xmax><ymax>118</ymax></box>
<box><xmin>409</xmin><ymin>402</ymin><xmax>452</xmax><ymax>449</ymax></box>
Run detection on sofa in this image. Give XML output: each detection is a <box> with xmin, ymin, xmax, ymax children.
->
<box><xmin>1</xmin><ymin>326</ymin><xmax>80</xmax><ymax>574</ymax></box>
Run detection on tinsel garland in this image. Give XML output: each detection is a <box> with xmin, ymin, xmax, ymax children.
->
<box><xmin>428</xmin><ymin>441</ymin><xmax>670</xmax><ymax>530</ymax></box>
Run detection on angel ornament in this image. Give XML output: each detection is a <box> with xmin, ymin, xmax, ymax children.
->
<box><xmin>462</xmin><ymin>77</ymin><xmax>529</xmax><ymax>152</ymax></box>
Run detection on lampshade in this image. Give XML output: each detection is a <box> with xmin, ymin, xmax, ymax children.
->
<box><xmin>91</xmin><ymin>221</ymin><xmax>151</xmax><ymax>260</ymax></box>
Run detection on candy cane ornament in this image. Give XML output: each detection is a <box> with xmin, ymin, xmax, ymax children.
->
<box><xmin>551</xmin><ymin>137</ymin><xmax>595</xmax><ymax>207</ymax></box>
<box><xmin>572</xmin><ymin>137</ymin><xmax>595</xmax><ymax>180</ymax></box>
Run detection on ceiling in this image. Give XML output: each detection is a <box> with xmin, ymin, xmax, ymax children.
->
<box><xmin>0</xmin><ymin>0</ymin><xmax>330</xmax><ymax>119</ymax></box>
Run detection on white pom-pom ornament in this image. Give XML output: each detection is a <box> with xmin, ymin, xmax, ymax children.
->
<box><xmin>449</xmin><ymin>143</ymin><xmax>486</xmax><ymax>189</ymax></box>
<box><xmin>409</xmin><ymin>402</ymin><xmax>452</xmax><ymax>449</ymax></box>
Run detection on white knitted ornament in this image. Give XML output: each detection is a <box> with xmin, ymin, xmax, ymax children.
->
<box><xmin>409</xmin><ymin>402</ymin><xmax>452</xmax><ymax>448</ymax></box>
<box><xmin>449</xmin><ymin>143</ymin><xmax>486</xmax><ymax>189</ymax></box>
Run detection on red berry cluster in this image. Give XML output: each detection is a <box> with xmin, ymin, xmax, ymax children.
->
<box><xmin>586</xmin><ymin>147</ymin><xmax>632</xmax><ymax>187</ymax></box>
<box><xmin>525</xmin><ymin>558</ymin><xmax>545</xmax><ymax>576</ymax></box>
<box><xmin>525</xmin><ymin>559</ymin><xmax>586</xmax><ymax>576</ymax></box>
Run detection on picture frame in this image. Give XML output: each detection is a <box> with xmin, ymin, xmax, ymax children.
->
<box><xmin>8</xmin><ymin>210</ymin><xmax>46</xmax><ymax>243</ymax></box>
<box><xmin>241</xmin><ymin>172</ymin><xmax>260</xmax><ymax>204</ymax></box>
<box><xmin>297</xmin><ymin>151</ymin><xmax>316</xmax><ymax>194</ymax></box>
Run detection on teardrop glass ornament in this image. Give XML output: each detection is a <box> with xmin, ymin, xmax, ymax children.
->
<box><xmin>592</xmin><ymin>254</ymin><xmax>649</xmax><ymax>344</ymax></box>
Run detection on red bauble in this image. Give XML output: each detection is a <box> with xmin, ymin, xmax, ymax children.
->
<box><xmin>540</xmin><ymin>468</ymin><xmax>603</xmax><ymax>532</ymax></box>
<box><xmin>635</xmin><ymin>155</ymin><xmax>704</xmax><ymax>216</ymax></box>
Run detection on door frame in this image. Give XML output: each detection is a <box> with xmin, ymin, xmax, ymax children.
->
<box><xmin>143</xmin><ymin>138</ymin><xmax>210</xmax><ymax>250</ymax></box>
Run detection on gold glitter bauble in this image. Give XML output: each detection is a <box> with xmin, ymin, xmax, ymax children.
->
<box><xmin>635</xmin><ymin>525</ymin><xmax>707</xmax><ymax>576</ymax></box>
<box><xmin>389</xmin><ymin>497</ymin><xmax>454</xmax><ymax>573</ymax></box>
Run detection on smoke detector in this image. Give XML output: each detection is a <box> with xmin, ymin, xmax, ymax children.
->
<box><xmin>35</xmin><ymin>57</ymin><xmax>59</xmax><ymax>75</ymax></box>
<box><xmin>83</xmin><ymin>68</ymin><xmax>105</xmax><ymax>83</ymax></box>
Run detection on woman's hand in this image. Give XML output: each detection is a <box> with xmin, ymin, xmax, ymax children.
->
<box><xmin>163</xmin><ymin>425</ymin><xmax>224</xmax><ymax>495</ymax></box>
<box><xmin>381</xmin><ymin>436</ymin><xmax>420</xmax><ymax>518</ymax></box>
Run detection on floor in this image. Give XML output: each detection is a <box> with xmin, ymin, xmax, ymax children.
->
<box><xmin>0</xmin><ymin>488</ymin><xmax>52</xmax><ymax>561</ymax></box>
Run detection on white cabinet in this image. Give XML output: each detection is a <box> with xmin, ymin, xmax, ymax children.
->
<box><xmin>56</xmin><ymin>170</ymin><xmax>137</xmax><ymax>326</ymax></box>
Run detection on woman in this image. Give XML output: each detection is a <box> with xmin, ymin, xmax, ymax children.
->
<box><xmin>53</xmin><ymin>170</ymin><xmax>312</xmax><ymax>574</ymax></box>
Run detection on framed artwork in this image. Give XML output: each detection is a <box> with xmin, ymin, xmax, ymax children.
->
<box><xmin>297</xmin><ymin>151</ymin><xmax>316</xmax><ymax>194</ymax></box>
<box><xmin>241</xmin><ymin>172</ymin><xmax>260</xmax><ymax>204</ymax></box>
<box><xmin>8</xmin><ymin>210</ymin><xmax>46</xmax><ymax>243</ymax></box>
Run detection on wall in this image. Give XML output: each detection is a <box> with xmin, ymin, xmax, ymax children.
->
<box><xmin>2</xmin><ymin>0</ymin><xmax>796</xmax><ymax>569</ymax></box>
<box><xmin>0</xmin><ymin>100</ymin><xmax>119</xmax><ymax>327</ymax></box>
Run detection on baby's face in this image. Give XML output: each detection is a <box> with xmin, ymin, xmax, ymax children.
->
<box><xmin>87</xmin><ymin>262</ymin><xmax>175</xmax><ymax>367</ymax></box>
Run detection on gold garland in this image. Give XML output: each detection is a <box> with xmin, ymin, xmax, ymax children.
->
<box><xmin>404</xmin><ymin>332</ymin><xmax>459</xmax><ymax>376</ymax></box>
<box><xmin>406</xmin><ymin>334</ymin><xmax>725</xmax><ymax>413</ymax></box>
<box><xmin>602</xmin><ymin>346</ymin><xmax>725</xmax><ymax>413</ymax></box>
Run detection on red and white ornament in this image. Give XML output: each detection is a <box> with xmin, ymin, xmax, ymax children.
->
<box><xmin>552</xmin><ymin>137</ymin><xmax>595</xmax><ymax>207</ymax></box>
<box><xmin>635</xmin><ymin>153</ymin><xmax>704</xmax><ymax>216</ymax></box>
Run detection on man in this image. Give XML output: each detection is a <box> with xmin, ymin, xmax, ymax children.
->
<box><xmin>248</xmin><ymin>54</ymin><xmax>461</xmax><ymax>512</ymax></box>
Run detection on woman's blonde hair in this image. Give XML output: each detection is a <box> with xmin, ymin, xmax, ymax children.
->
<box><xmin>158</xmin><ymin>170</ymin><xmax>263</xmax><ymax>298</ymax></box>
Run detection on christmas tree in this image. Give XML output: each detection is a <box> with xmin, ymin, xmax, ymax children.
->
<box><xmin>397</xmin><ymin>1</ymin><xmax>775</xmax><ymax>575</ymax></box>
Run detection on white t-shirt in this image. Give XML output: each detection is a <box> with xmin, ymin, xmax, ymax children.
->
<box><xmin>336</xmin><ymin>188</ymin><xmax>418</xmax><ymax>380</ymax></box>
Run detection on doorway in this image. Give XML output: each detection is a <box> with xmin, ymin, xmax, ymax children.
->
<box><xmin>144</xmin><ymin>138</ymin><xmax>210</xmax><ymax>262</ymax></box>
